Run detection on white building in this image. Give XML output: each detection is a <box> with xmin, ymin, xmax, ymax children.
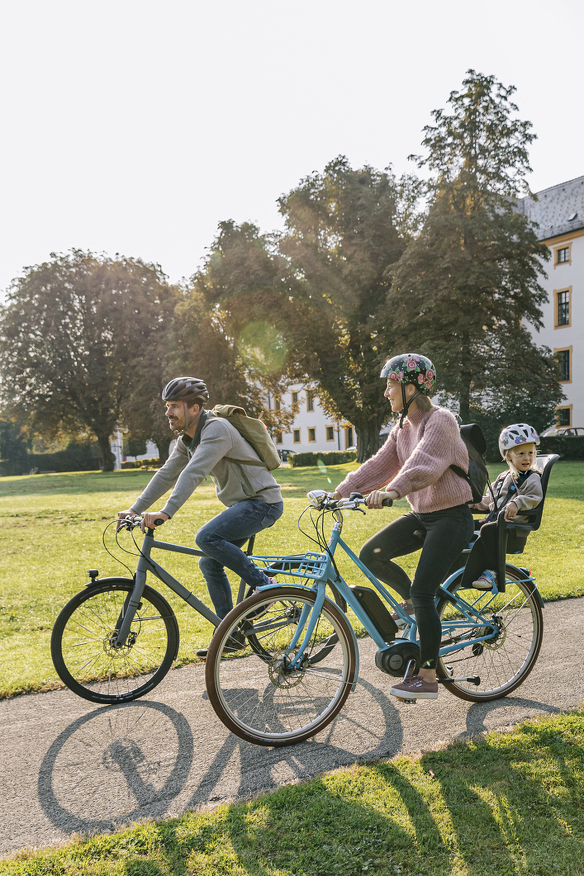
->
<box><xmin>517</xmin><ymin>176</ymin><xmax>584</xmax><ymax>429</ymax></box>
<box><xmin>267</xmin><ymin>385</ymin><xmax>357</xmax><ymax>454</ymax></box>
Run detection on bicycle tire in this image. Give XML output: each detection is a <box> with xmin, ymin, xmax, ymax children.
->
<box><xmin>205</xmin><ymin>586</ymin><xmax>357</xmax><ymax>746</ymax></box>
<box><xmin>51</xmin><ymin>579</ymin><xmax>179</xmax><ymax>704</ymax></box>
<box><xmin>436</xmin><ymin>565</ymin><xmax>543</xmax><ymax>702</ymax></box>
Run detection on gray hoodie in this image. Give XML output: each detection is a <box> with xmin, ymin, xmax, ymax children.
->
<box><xmin>132</xmin><ymin>414</ymin><xmax>282</xmax><ymax>518</ymax></box>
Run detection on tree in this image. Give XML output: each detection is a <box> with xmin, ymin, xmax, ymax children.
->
<box><xmin>189</xmin><ymin>160</ymin><xmax>413</xmax><ymax>461</ymax></box>
<box><xmin>0</xmin><ymin>250</ymin><xmax>175</xmax><ymax>470</ymax></box>
<box><xmin>179</xmin><ymin>224</ymin><xmax>296</xmax><ymax>435</ymax></box>
<box><xmin>276</xmin><ymin>156</ymin><xmax>409</xmax><ymax>460</ymax></box>
<box><xmin>390</xmin><ymin>70</ymin><xmax>562</xmax><ymax>426</ymax></box>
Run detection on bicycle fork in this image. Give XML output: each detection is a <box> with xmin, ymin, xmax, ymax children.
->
<box><xmin>112</xmin><ymin>558</ymin><xmax>150</xmax><ymax>647</ymax></box>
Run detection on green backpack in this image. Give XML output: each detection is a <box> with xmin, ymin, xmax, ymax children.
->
<box><xmin>211</xmin><ymin>405</ymin><xmax>281</xmax><ymax>493</ymax></box>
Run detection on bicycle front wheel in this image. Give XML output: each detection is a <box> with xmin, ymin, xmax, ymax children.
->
<box><xmin>205</xmin><ymin>587</ymin><xmax>357</xmax><ymax>747</ymax></box>
<box><xmin>51</xmin><ymin>579</ymin><xmax>179</xmax><ymax>704</ymax></box>
<box><xmin>436</xmin><ymin>566</ymin><xmax>543</xmax><ymax>702</ymax></box>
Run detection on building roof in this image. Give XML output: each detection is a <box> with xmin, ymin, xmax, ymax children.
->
<box><xmin>516</xmin><ymin>175</ymin><xmax>584</xmax><ymax>241</ymax></box>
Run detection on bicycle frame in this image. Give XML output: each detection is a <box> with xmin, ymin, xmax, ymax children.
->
<box><xmin>112</xmin><ymin>528</ymin><xmax>221</xmax><ymax>645</ymax></box>
<box><xmin>247</xmin><ymin>507</ymin><xmax>526</xmax><ymax>676</ymax></box>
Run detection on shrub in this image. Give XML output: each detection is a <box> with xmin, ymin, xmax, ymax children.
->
<box><xmin>289</xmin><ymin>450</ymin><xmax>357</xmax><ymax>467</ymax></box>
<box><xmin>539</xmin><ymin>436</ymin><xmax>584</xmax><ymax>461</ymax></box>
<box><xmin>0</xmin><ymin>440</ymin><xmax>101</xmax><ymax>475</ymax></box>
<box><xmin>139</xmin><ymin>457</ymin><xmax>163</xmax><ymax>469</ymax></box>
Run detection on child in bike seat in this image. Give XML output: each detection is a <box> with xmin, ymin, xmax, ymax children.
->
<box><xmin>470</xmin><ymin>423</ymin><xmax>543</xmax><ymax>589</ymax></box>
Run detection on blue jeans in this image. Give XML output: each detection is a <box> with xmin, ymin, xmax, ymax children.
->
<box><xmin>195</xmin><ymin>499</ymin><xmax>284</xmax><ymax>620</ymax></box>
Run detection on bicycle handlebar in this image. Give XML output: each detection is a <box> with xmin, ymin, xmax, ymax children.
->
<box><xmin>307</xmin><ymin>490</ymin><xmax>393</xmax><ymax>511</ymax></box>
<box><xmin>117</xmin><ymin>514</ymin><xmax>166</xmax><ymax>532</ymax></box>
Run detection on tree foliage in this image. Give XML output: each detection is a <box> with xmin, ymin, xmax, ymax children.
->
<box><xmin>181</xmin><ymin>223</ymin><xmax>295</xmax><ymax>434</ymax></box>
<box><xmin>390</xmin><ymin>71</ymin><xmax>562</xmax><ymax>427</ymax></box>
<box><xmin>0</xmin><ymin>250</ymin><xmax>175</xmax><ymax>470</ymax></box>
<box><xmin>275</xmin><ymin>156</ymin><xmax>409</xmax><ymax>460</ymax></box>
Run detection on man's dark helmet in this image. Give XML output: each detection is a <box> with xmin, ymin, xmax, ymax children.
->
<box><xmin>162</xmin><ymin>377</ymin><xmax>209</xmax><ymax>405</ymax></box>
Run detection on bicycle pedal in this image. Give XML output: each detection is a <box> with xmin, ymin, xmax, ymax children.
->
<box><xmin>397</xmin><ymin>696</ymin><xmax>417</xmax><ymax>704</ymax></box>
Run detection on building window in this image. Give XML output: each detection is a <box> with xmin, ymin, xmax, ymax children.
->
<box><xmin>555</xmin><ymin>347</ymin><xmax>572</xmax><ymax>383</ymax></box>
<box><xmin>555</xmin><ymin>288</ymin><xmax>571</xmax><ymax>327</ymax></box>
<box><xmin>326</xmin><ymin>425</ymin><xmax>335</xmax><ymax>442</ymax></box>
<box><xmin>556</xmin><ymin>406</ymin><xmax>572</xmax><ymax>427</ymax></box>
<box><xmin>554</xmin><ymin>244</ymin><xmax>571</xmax><ymax>266</ymax></box>
<box><xmin>307</xmin><ymin>391</ymin><xmax>315</xmax><ymax>412</ymax></box>
<box><xmin>275</xmin><ymin>432</ymin><xmax>283</xmax><ymax>445</ymax></box>
<box><xmin>275</xmin><ymin>397</ymin><xmax>281</xmax><ymax>412</ymax></box>
<box><xmin>308</xmin><ymin>427</ymin><xmax>316</xmax><ymax>442</ymax></box>
<box><xmin>293</xmin><ymin>429</ymin><xmax>301</xmax><ymax>443</ymax></box>
<box><xmin>291</xmin><ymin>391</ymin><xmax>299</xmax><ymax>413</ymax></box>
<box><xmin>345</xmin><ymin>426</ymin><xmax>354</xmax><ymax>448</ymax></box>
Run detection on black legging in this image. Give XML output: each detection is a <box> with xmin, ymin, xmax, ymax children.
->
<box><xmin>359</xmin><ymin>504</ymin><xmax>474</xmax><ymax>668</ymax></box>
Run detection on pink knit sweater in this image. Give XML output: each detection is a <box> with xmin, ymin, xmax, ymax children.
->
<box><xmin>336</xmin><ymin>407</ymin><xmax>472</xmax><ymax>513</ymax></box>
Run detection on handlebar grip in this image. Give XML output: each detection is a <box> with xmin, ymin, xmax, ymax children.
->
<box><xmin>153</xmin><ymin>518</ymin><xmax>166</xmax><ymax>526</ymax></box>
<box><xmin>381</xmin><ymin>496</ymin><xmax>393</xmax><ymax>507</ymax></box>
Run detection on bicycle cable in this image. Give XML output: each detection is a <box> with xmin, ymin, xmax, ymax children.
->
<box><xmin>296</xmin><ymin>501</ymin><xmax>343</xmax><ymax>581</ymax></box>
<box><xmin>100</xmin><ymin>519</ymin><xmax>136</xmax><ymax>577</ymax></box>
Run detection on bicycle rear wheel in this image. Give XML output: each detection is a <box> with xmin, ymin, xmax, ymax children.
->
<box><xmin>436</xmin><ymin>566</ymin><xmax>543</xmax><ymax>702</ymax></box>
<box><xmin>205</xmin><ymin>586</ymin><xmax>357</xmax><ymax>747</ymax></box>
<box><xmin>51</xmin><ymin>579</ymin><xmax>179</xmax><ymax>704</ymax></box>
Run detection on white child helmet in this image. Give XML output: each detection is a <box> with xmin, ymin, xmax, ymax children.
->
<box><xmin>498</xmin><ymin>423</ymin><xmax>540</xmax><ymax>459</ymax></box>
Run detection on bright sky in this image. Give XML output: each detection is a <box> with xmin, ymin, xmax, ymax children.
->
<box><xmin>1</xmin><ymin>0</ymin><xmax>582</xmax><ymax>296</ymax></box>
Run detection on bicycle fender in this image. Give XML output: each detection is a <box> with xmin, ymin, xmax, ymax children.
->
<box><xmin>84</xmin><ymin>575</ymin><xmax>134</xmax><ymax>588</ymax></box>
<box><xmin>505</xmin><ymin>564</ymin><xmax>544</xmax><ymax>608</ymax></box>
<box><xmin>255</xmin><ymin>583</ymin><xmax>360</xmax><ymax>686</ymax></box>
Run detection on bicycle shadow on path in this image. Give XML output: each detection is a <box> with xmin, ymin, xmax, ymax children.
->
<box><xmin>34</xmin><ymin>667</ymin><xmax>561</xmax><ymax>846</ymax></box>
<box><xmin>34</xmin><ymin>673</ymin><xmax>405</xmax><ymax>842</ymax></box>
<box><xmin>37</xmin><ymin>701</ymin><xmax>194</xmax><ymax>837</ymax></box>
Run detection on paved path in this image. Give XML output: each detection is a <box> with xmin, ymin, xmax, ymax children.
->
<box><xmin>1</xmin><ymin>597</ymin><xmax>583</xmax><ymax>859</ymax></box>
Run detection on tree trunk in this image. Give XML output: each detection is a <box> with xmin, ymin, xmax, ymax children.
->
<box><xmin>355</xmin><ymin>423</ymin><xmax>381</xmax><ymax>463</ymax></box>
<box><xmin>96</xmin><ymin>431</ymin><xmax>115</xmax><ymax>472</ymax></box>
<box><xmin>156</xmin><ymin>434</ymin><xmax>173</xmax><ymax>463</ymax></box>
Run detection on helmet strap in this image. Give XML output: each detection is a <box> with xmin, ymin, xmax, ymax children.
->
<box><xmin>185</xmin><ymin>402</ymin><xmax>203</xmax><ymax>432</ymax></box>
<box><xmin>399</xmin><ymin>387</ymin><xmax>422</xmax><ymax>428</ymax></box>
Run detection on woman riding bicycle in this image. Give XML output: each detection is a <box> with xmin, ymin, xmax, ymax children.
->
<box><xmin>333</xmin><ymin>353</ymin><xmax>474</xmax><ymax>701</ymax></box>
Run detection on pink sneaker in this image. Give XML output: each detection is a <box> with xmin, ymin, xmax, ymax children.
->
<box><xmin>390</xmin><ymin>675</ymin><xmax>438</xmax><ymax>700</ymax></box>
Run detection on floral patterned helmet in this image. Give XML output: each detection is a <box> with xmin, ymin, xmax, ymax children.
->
<box><xmin>380</xmin><ymin>353</ymin><xmax>436</xmax><ymax>395</ymax></box>
<box><xmin>498</xmin><ymin>423</ymin><xmax>540</xmax><ymax>459</ymax></box>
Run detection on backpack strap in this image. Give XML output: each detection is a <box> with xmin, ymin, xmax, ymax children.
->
<box><xmin>185</xmin><ymin>410</ymin><xmax>209</xmax><ymax>455</ymax></box>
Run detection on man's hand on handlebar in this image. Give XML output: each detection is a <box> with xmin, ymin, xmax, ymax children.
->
<box><xmin>140</xmin><ymin>511</ymin><xmax>170</xmax><ymax>532</ymax></box>
<box><xmin>117</xmin><ymin>509</ymin><xmax>138</xmax><ymax>531</ymax></box>
<box><xmin>116</xmin><ymin>510</ymin><xmax>170</xmax><ymax>532</ymax></box>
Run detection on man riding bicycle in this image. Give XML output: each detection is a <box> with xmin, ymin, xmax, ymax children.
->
<box><xmin>117</xmin><ymin>377</ymin><xmax>283</xmax><ymax>655</ymax></box>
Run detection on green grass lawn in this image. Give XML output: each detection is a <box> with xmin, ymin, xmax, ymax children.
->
<box><xmin>2</xmin><ymin>710</ymin><xmax>583</xmax><ymax>875</ymax></box>
<box><xmin>0</xmin><ymin>461</ymin><xmax>583</xmax><ymax>698</ymax></box>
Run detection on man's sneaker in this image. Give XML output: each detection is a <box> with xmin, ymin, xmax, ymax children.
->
<box><xmin>391</xmin><ymin>599</ymin><xmax>414</xmax><ymax>627</ymax></box>
<box><xmin>196</xmin><ymin>630</ymin><xmax>246</xmax><ymax>659</ymax></box>
<box><xmin>390</xmin><ymin>675</ymin><xmax>439</xmax><ymax>700</ymax></box>
<box><xmin>472</xmin><ymin>569</ymin><xmax>496</xmax><ymax>590</ymax></box>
